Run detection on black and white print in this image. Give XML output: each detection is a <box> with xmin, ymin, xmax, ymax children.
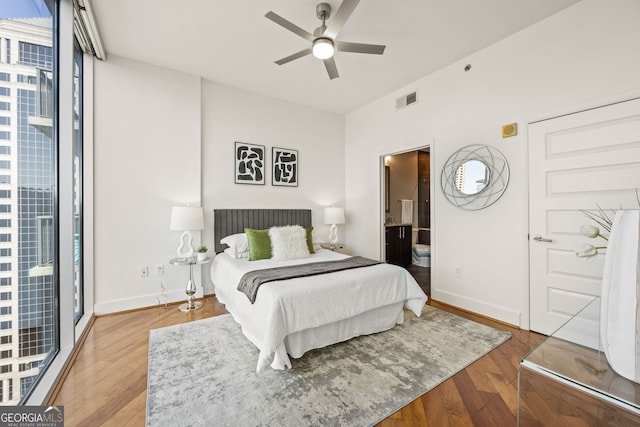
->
<box><xmin>272</xmin><ymin>147</ymin><xmax>298</xmax><ymax>187</ymax></box>
<box><xmin>235</xmin><ymin>142</ymin><xmax>265</xmax><ymax>185</ymax></box>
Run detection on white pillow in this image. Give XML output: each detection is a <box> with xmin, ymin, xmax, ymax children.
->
<box><xmin>269</xmin><ymin>225</ymin><xmax>310</xmax><ymax>261</ymax></box>
<box><xmin>220</xmin><ymin>233</ymin><xmax>249</xmax><ymax>257</ymax></box>
<box><xmin>312</xmin><ymin>231</ymin><xmax>324</xmax><ymax>251</ymax></box>
<box><xmin>224</xmin><ymin>247</ymin><xmax>248</xmax><ymax>259</ymax></box>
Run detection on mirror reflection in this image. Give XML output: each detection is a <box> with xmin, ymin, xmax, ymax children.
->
<box><xmin>455</xmin><ymin>160</ymin><xmax>488</xmax><ymax>195</ymax></box>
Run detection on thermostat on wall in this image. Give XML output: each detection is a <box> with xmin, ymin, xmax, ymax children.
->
<box><xmin>502</xmin><ymin>123</ymin><xmax>517</xmax><ymax>138</ymax></box>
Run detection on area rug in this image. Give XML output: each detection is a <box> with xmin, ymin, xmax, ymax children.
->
<box><xmin>146</xmin><ymin>305</ymin><xmax>511</xmax><ymax>427</ymax></box>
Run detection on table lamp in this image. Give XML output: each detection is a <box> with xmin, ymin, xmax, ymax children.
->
<box><xmin>169</xmin><ymin>206</ymin><xmax>204</xmax><ymax>259</ymax></box>
<box><xmin>324</xmin><ymin>207</ymin><xmax>345</xmax><ymax>246</ymax></box>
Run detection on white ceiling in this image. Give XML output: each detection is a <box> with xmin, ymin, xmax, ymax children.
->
<box><xmin>91</xmin><ymin>0</ymin><xmax>581</xmax><ymax>114</ymax></box>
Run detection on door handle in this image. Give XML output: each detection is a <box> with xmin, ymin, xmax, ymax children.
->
<box><xmin>532</xmin><ymin>234</ymin><xmax>552</xmax><ymax>243</ymax></box>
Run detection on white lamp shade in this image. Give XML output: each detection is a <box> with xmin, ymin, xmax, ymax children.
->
<box><xmin>169</xmin><ymin>206</ymin><xmax>204</xmax><ymax>231</ymax></box>
<box><xmin>324</xmin><ymin>207</ymin><xmax>345</xmax><ymax>225</ymax></box>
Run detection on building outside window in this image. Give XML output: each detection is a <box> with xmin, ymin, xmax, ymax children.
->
<box><xmin>0</xmin><ymin>0</ymin><xmax>94</xmax><ymax>405</ymax></box>
<box><xmin>0</xmin><ymin>1</ymin><xmax>57</xmax><ymax>404</ymax></box>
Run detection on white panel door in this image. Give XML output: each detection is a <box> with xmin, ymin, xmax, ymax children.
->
<box><xmin>529</xmin><ymin>98</ymin><xmax>640</xmax><ymax>336</ymax></box>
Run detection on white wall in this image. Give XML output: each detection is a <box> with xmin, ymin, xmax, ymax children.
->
<box><xmin>92</xmin><ymin>0</ymin><xmax>638</xmax><ymax>319</ymax></box>
<box><xmin>93</xmin><ymin>55</ymin><xmax>202</xmax><ymax>314</ymax></box>
<box><xmin>92</xmin><ymin>64</ymin><xmax>345</xmax><ymax>312</ymax></box>
<box><xmin>345</xmin><ymin>0</ymin><xmax>640</xmax><ymax>327</ymax></box>
<box><xmin>200</xmin><ymin>81</ymin><xmax>345</xmax><ymax>294</ymax></box>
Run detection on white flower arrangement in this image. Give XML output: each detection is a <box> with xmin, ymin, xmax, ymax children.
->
<box><xmin>576</xmin><ymin>191</ymin><xmax>640</xmax><ymax>259</ymax></box>
<box><xmin>575</xmin><ymin>206</ymin><xmax>612</xmax><ymax>259</ymax></box>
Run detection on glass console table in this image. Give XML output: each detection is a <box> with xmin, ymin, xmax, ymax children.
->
<box><xmin>518</xmin><ymin>297</ymin><xmax>640</xmax><ymax>425</ymax></box>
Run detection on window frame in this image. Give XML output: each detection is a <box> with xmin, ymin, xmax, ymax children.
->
<box><xmin>72</xmin><ymin>36</ymin><xmax>83</xmax><ymax>324</ymax></box>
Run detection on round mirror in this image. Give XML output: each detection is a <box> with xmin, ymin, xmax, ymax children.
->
<box><xmin>456</xmin><ymin>160</ymin><xmax>489</xmax><ymax>195</ymax></box>
<box><xmin>441</xmin><ymin>145</ymin><xmax>509</xmax><ymax>210</ymax></box>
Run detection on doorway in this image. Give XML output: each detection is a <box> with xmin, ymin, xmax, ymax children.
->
<box><xmin>381</xmin><ymin>146</ymin><xmax>432</xmax><ymax>296</ymax></box>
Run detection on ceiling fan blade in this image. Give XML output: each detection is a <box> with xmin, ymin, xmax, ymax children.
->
<box><xmin>323</xmin><ymin>57</ymin><xmax>339</xmax><ymax>80</ymax></box>
<box><xmin>335</xmin><ymin>41</ymin><xmax>386</xmax><ymax>55</ymax></box>
<box><xmin>274</xmin><ymin>48</ymin><xmax>312</xmax><ymax>65</ymax></box>
<box><xmin>324</xmin><ymin>0</ymin><xmax>360</xmax><ymax>39</ymax></box>
<box><xmin>265</xmin><ymin>11</ymin><xmax>314</xmax><ymax>42</ymax></box>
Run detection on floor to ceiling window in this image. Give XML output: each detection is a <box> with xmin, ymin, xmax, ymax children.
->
<box><xmin>0</xmin><ymin>0</ymin><xmax>94</xmax><ymax>404</ymax></box>
<box><xmin>0</xmin><ymin>1</ymin><xmax>57</xmax><ymax>404</ymax></box>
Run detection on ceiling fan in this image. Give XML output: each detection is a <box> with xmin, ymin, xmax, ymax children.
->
<box><xmin>265</xmin><ymin>0</ymin><xmax>386</xmax><ymax>80</ymax></box>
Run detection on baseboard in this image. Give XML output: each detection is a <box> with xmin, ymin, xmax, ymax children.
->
<box><xmin>431</xmin><ymin>289</ymin><xmax>521</xmax><ymax>328</ymax></box>
<box><xmin>94</xmin><ymin>289</ymin><xmax>195</xmax><ymax>315</ymax></box>
<box><xmin>429</xmin><ymin>299</ymin><xmax>519</xmax><ymax>329</ymax></box>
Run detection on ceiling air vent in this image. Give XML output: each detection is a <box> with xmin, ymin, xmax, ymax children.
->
<box><xmin>395</xmin><ymin>91</ymin><xmax>418</xmax><ymax>110</ymax></box>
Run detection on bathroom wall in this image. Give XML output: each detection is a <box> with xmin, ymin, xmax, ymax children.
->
<box><xmin>385</xmin><ymin>149</ymin><xmax>431</xmax><ymax>248</ymax></box>
<box><xmin>386</xmin><ymin>152</ymin><xmax>418</xmax><ymax>226</ymax></box>
<box><xmin>417</xmin><ymin>150</ymin><xmax>430</xmax><ymax>245</ymax></box>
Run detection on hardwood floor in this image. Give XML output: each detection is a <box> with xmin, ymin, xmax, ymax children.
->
<box><xmin>407</xmin><ymin>265</ymin><xmax>430</xmax><ymax>296</ymax></box>
<box><xmin>377</xmin><ymin>303</ymin><xmax>545</xmax><ymax>427</ymax></box>
<box><xmin>51</xmin><ymin>296</ymin><xmax>545</xmax><ymax>427</ymax></box>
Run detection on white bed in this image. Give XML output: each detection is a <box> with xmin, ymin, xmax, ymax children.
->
<box><xmin>210</xmin><ymin>248</ymin><xmax>428</xmax><ymax>372</ymax></box>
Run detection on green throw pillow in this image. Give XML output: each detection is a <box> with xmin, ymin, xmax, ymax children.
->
<box><xmin>245</xmin><ymin>228</ymin><xmax>271</xmax><ymax>261</ymax></box>
<box><xmin>305</xmin><ymin>226</ymin><xmax>315</xmax><ymax>254</ymax></box>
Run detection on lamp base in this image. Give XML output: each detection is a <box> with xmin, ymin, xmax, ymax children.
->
<box><xmin>176</xmin><ymin>230</ymin><xmax>195</xmax><ymax>259</ymax></box>
<box><xmin>179</xmin><ymin>263</ymin><xmax>202</xmax><ymax>312</ymax></box>
<box><xmin>179</xmin><ymin>300</ymin><xmax>203</xmax><ymax>312</ymax></box>
<box><xmin>328</xmin><ymin>223</ymin><xmax>338</xmax><ymax>244</ymax></box>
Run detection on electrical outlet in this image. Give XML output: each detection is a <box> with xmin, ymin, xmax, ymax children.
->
<box><xmin>155</xmin><ymin>264</ymin><xmax>164</xmax><ymax>276</ymax></box>
<box><xmin>140</xmin><ymin>266</ymin><xmax>149</xmax><ymax>278</ymax></box>
<box><xmin>455</xmin><ymin>266</ymin><xmax>462</xmax><ymax>277</ymax></box>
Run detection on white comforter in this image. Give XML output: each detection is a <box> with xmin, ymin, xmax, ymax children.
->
<box><xmin>210</xmin><ymin>249</ymin><xmax>427</xmax><ymax>372</ymax></box>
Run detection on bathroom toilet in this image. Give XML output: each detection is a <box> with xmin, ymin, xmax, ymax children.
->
<box><xmin>412</xmin><ymin>244</ymin><xmax>431</xmax><ymax>267</ymax></box>
<box><xmin>411</xmin><ymin>228</ymin><xmax>430</xmax><ymax>267</ymax></box>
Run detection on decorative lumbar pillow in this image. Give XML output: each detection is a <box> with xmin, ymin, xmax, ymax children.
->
<box><xmin>305</xmin><ymin>226</ymin><xmax>315</xmax><ymax>254</ymax></box>
<box><xmin>245</xmin><ymin>228</ymin><xmax>272</xmax><ymax>261</ymax></box>
<box><xmin>269</xmin><ymin>225</ymin><xmax>310</xmax><ymax>261</ymax></box>
<box><xmin>221</xmin><ymin>233</ymin><xmax>249</xmax><ymax>258</ymax></box>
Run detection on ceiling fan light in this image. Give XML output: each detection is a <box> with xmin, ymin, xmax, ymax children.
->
<box><xmin>312</xmin><ymin>38</ymin><xmax>334</xmax><ymax>59</ymax></box>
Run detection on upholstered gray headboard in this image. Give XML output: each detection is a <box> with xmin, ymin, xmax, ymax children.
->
<box><xmin>213</xmin><ymin>209</ymin><xmax>312</xmax><ymax>253</ymax></box>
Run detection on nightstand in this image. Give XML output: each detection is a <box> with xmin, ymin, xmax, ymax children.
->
<box><xmin>169</xmin><ymin>256</ymin><xmax>212</xmax><ymax>312</ymax></box>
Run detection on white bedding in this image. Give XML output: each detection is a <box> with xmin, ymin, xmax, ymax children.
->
<box><xmin>210</xmin><ymin>249</ymin><xmax>428</xmax><ymax>372</ymax></box>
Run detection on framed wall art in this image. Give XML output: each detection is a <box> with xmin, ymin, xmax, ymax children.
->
<box><xmin>272</xmin><ymin>147</ymin><xmax>298</xmax><ymax>187</ymax></box>
<box><xmin>235</xmin><ymin>142</ymin><xmax>265</xmax><ymax>185</ymax></box>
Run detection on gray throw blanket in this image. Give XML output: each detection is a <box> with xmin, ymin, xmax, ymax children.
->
<box><xmin>238</xmin><ymin>256</ymin><xmax>381</xmax><ymax>303</ymax></box>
